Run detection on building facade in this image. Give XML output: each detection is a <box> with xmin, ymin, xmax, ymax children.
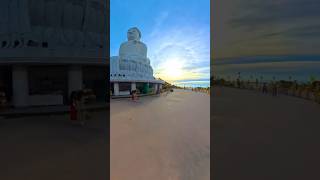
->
<box><xmin>0</xmin><ymin>0</ymin><xmax>108</xmax><ymax>107</ymax></box>
<box><xmin>110</xmin><ymin>27</ymin><xmax>163</xmax><ymax>96</ymax></box>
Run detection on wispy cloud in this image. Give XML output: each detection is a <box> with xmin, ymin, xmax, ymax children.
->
<box><xmin>145</xmin><ymin>23</ymin><xmax>210</xmax><ymax>82</ymax></box>
<box><xmin>149</xmin><ymin>11</ymin><xmax>169</xmax><ymax>38</ymax></box>
<box><xmin>214</xmin><ymin>0</ymin><xmax>320</xmax><ymax>59</ymax></box>
<box><xmin>229</xmin><ymin>0</ymin><xmax>320</xmax><ymax>30</ymax></box>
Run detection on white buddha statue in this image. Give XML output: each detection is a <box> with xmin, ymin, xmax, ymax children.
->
<box><xmin>119</xmin><ymin>27</ymin><xmax>148</xmax><ymax>63</ymax></box>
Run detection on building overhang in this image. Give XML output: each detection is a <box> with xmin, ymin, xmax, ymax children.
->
<box><xmin>0</xmin><ymin>57</ymin><xmax>108</xmax><ymax>66</ymax></box>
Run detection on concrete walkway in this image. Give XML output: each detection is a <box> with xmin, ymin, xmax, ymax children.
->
<box><xmin>111</xmin><ymin>89</ymin><xmax>210</xmax><ymax>180</ymax></box>
<box><xmin>213</xmin><ymin>87</ymin><xmax>320</xmax><ymax>180</ymax></box>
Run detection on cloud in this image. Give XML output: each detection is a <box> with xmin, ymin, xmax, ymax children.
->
<box><xmin>229</xmin><ymin>0</ymin><xmax>320</xmax><ymax>29</ymax></box>
<box><xmin>214</xmin><ymin>0</ymin><xmax>320</xmax><ymax>59</ymax></box>
<box><xmin>149</xmin><ymin>11</ymin><xmax>169</xmax><ymax>37</ymax></box>
<box><xmin>145</xmin><ymin>24</ymin><xmax>210</xmax><ymax>82</ymax></box>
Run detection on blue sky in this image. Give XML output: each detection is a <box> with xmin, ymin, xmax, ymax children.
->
<box><xmin>111</xmin><ymin>0</ymin><xmax>210</xmax><ymax>84</ymax></box>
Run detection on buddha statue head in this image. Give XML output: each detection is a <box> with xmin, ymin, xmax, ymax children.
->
<box><xmin>127</xmin><ymin>27</ymin><xmax>141</xmax><ymax>41</ymax></box>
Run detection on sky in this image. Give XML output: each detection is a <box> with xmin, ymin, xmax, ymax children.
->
<box><xmin>212</xmin><ymin>0</ymin><xmax>320</xmax><ymax>82</ymax></box>
<box><xmin>213</xmin><ymin>0</ymin><xmax>320</xmax><ymax>59</ymax></box>
<box><xmin>111</xmin><ymin>0</ymin><xmax>210</xmax><ymax>86</ymax></box>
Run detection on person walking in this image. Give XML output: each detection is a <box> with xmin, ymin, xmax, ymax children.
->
<box><xmin>69</xmin><ymin>91</ymin><xmax>78</xmax><ymax>124</ymax></box>
<box><xmin>79</xmin><ymin>91</ymin><xmax>87</xmax><ymax>126</ymax></box>
<box><xmin>133</xmin><ymin>90</ymin><xmax>139</xmax><ymax>101</ymax></box>
<box><xmin>131</xmin><ymin>90</ymin><xmax>135</xmax><ymax>101</ymax></box>
<box><xmin>262</xmin><ymin>83</ymin><xmax>268</xmax><ymax>94</ymax></box>
<box><xmin>272</xmin><ymin>82</ymin><xmax>278</xmax><ymax>96</ymax></box>
<box><xmin>236</xmin><ymin>78</ymin><xmax>241</xmax><ymax>88</ymax></box>
<box><xmin>74</xmin><ymin>91</ymin><xmax>85</xmax><ymax>126</ymax></box>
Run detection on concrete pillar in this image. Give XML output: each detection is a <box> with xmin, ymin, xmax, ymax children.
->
<box><xmin>159</xmin><ymin>84</ymin><xmax>163</xmax><ymax>90</ymax></box>
<box><xmin>68</xmin><ymin>65</ymin><xmax>82</xmax><ymax>96</ymax></box>
<box><xmin>114</xmin><ymin>82</ymin><xmax>119</xmax><ymax>96</ymax></box>
<box><xmin>12</xmin><ymin>65</ymin><xmax>29</xmax><ymax>107</ymax></box>
<box><xmin>131</xmin><ymin>82</ymin><xmax>136</xmax><ymax>91</ymax></box>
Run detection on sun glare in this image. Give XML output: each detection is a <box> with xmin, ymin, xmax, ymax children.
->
<box><xmin>159</xmin><ymin>58</ymin><xmax>184</xmax><ymax>80</ymax></box>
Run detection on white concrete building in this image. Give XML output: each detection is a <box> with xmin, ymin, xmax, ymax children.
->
<box><xmin>0</xmin><ymin>0</ymin><xmax>108</xmax><ymax>107</ymax></box>
<box><xmin>110</xmin><ymin>27</ymin><xmax>163</xmax><ymax>96</ymax></box>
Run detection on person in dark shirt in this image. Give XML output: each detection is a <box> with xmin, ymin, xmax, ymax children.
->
<box><xmin>69</xmin><ymin>91</ymin><xmax>78</xmax><ymax>124</ymax></box>
<box><xmin>262</xmin><ymin>83</ymin><xmax>268</xmax><ymax>94</ymax></box>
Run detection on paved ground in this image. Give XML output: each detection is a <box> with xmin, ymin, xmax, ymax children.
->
<box><xmin>111</xmin><ymin>89</ymin><xmax>210</xmax><ymax>180</ymax></box>
<box><xmin>0</xmin><ymin>110</ymin><xmax>108</xmax><ymax>180</ymax></box>
<box><xmin>0</xmin><ymin>103</ymin><xmax>108</xmax><ymax>117</ymax></box>
<box><xmin>213</xmin><ymin>87</ymin><xmax>320</xmax><ymax>180</ymax></box>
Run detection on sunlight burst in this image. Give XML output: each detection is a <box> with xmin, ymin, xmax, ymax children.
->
<box><xmin>157</xmin><ymin>58</ymin><xmax>184</xmax><ymax>81</ymax></box>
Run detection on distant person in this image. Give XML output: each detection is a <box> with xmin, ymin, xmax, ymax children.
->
<box><xmin>0</xmin><ymin>91</ymin><xmax>7</xmax><ymax>110</ymax></box>
<box><xmin>131</xmin><ymin>90</ymin><xmax>136</xmax><ymax>101</ymax></box>
<box><xmin>272</xmin><ymin>82</ymin><xmax>278</xmax><ymax>96</ymax></box>
<box><xmin>135</xmin><ymin>90</ymin><xmax>139</xmax><ymax>100</ymax></box>
<box><xmin>69</xmin><ymin>91</ymin><xmax>78</xmax><ymax>123</ymax></box>
<box><xmin>74</xmin><ymin>91</ymin><xmax>86</xmax><ymax>126</ymax></box>
<box><xmin>131</xmin><ymin>90</ymin><xmax>134</xmax><ymax>100</ymax></box>
<box><xmin>131</xmin><ymin>90</ymin><xmax>138</xmax><ymax>101</ymax></box>
<box><xmin>236</xmin><ymin>78</ymin><xmax>240</xmax><ymax>88</ymax></box>
<box><xmin>262</xmin><ymin>83</ymin><xmax>268</xmax><ymax>94</ymax></box>
<box><xmin>80</xmin><ymin>91</ymin><xmax>88</xmax><ymax>126</ymax></box>
<box><xmin>84</xmin><ymin>89</ymin><xmax>94</xmax><ymax>120</ymax></box>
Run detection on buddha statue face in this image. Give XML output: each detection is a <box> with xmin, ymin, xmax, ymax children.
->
<box><xmin>127</xmin><ymin>27</ymin><xmax>141</xmax><ymax>41</ymax></box>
